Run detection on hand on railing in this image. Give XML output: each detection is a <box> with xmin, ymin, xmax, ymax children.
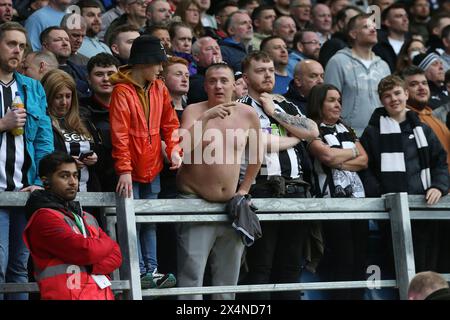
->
<box><xmin>426</xmin><ymin>188</ymin><xmax>442</xmax><ymax>205</ymax></box>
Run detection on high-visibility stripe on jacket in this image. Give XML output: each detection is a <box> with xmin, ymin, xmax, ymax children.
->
<box><xmin>23</xmin><ymin>208</ymin><xmax>122</xmax><ymax>300</ymax></box>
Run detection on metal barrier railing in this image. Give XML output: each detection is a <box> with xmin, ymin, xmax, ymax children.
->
<box><xmin>105</xmin><ymin>193</ymin><xmax>450</xmax><ymax>300</ymax></box>
<box><xmin>1</xmin><ymin>192</ymin><xmax>449</xmax><ymax>300</ymax></box>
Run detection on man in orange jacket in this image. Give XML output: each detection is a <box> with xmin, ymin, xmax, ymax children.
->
<box><xmin>401</xmin><ymin>66</ymin><xmax>450</xmax><ymax>170</ymax></box>
<box><xmin>109</xmin><ymin>35</ymin><xmax>182</xmax><ymax>289</ymax></box>
<box><xmin>23</xmin><ymin>151</ymin><xmax>122</xmax><ymax>300</ymax></box>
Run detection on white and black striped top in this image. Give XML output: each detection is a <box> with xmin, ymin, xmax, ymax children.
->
<box><xmin>239</xmin><ymin>94</ymin><xmax>303</xmax><ymax>180</ymax></box>
<box><xmin>0</xmin><ymin>79</ymin><xmax>30</xmax><ymax>191</ymax></box>
<box><xmin>59</xmin><ymin>126</ymin><xmax>93</xmax><ymax>192</ymax></box>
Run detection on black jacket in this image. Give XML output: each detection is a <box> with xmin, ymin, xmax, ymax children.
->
<box><xmin>104</xmin><ymin>14</ymin><xmax>128</xmax><ymax>46</ymax></box>
<box><xmin>372</xmin><ymin>30</ymin><xmax>410</xmax><ymax>73</ymax></box>
<box><xmin>319</xmin><ymin>32</ymin><xmax>348</xmax><ymax>69</ymax></box>
<box><xmin>59</xmin><ymin>62</ymin><xmax>90</xmax><ymax>99</ymax></box>
<box><xmin>283</xmin><ymin>80</ymin><xmax>308</xmax><ymax>115</ymax></box>
<box><xmin>428</xmin><ymin>81</ymin><xmax>450</xmax><ymax>110</ymax></box>
<box><xmin>79</xmin><ymin>96</ymin><xmax>117</xmax><ymax>192</ymax></box>
<box><xmin>220</xmin><ymin>38</ymin><xmax>250</xmax><ymax>72</ymax></box>
<box><xmin>360</xmin><ymin>109</ymin><xmax>449</xmax><ymax>196</ymax></box>
<box><xmin>426</xmin><ymin>34</ymin><xmax>444</xmax><ymax>53</ymax></box>
<box><xmin>426</xmin><ymin>288</ymin><xmax>450</xmax><ymax>300</ymax></box>
<box><xmin>187</xmin><ymin>66</ymin><xmax>207</xmax><ymax>105</ymax></box>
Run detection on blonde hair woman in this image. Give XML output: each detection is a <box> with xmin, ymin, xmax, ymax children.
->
<box><xmin>41</xmin><ymin>69</ymin><xmax>101</xmax><ymax>191</ymax></box>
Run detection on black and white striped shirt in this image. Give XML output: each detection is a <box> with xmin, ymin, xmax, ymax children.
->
<box><xmin>60</xmin><ymin>127</ymin><xmax>93</xmax><ymax>192</ymax></box>
<box><xmin>239</xmin><ymin>94</ymin><xmax>303</xmax><ymax>180</ymax></box>
<box><xmin>0</xmin><ymin>80</ymin><xmax>30</xmax><ymax>191</ymax></box>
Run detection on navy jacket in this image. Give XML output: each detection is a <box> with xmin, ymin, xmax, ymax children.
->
<box><xmin>220</xmin><ymin>38</ymin><xmax>251</xmax><ymax>72</ymax></box>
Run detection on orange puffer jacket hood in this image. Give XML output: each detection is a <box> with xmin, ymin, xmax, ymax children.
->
<box><xmin>109</xmin><ymin>66</ymin><xmax>181</xmax><ymax>183</ymax></box>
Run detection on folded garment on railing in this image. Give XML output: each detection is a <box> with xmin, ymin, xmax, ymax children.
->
<box><xmin>226</xmin><ymin>194</ymin><xmax>262</xmax><ymax>247</ymax></box>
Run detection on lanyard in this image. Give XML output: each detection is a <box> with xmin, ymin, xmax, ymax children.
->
<box><xmin>72</xmin><ymin>212</ymin><xmax>87</xmax><ymax>238</ymax></box>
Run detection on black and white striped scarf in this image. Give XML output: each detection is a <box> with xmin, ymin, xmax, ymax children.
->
<box><xmin>313</xmin><ymin>121</ymin><xmax>365</xmax><ymax>198</ymax></box>
<box><xmin>378</xmin><ymin>110</ymin><xmax>431</xmax><ymax>192</ymax></box>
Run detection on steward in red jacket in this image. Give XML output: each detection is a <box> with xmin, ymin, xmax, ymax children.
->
<box><xmin>23</xmin><ymin>152</ymin><xmax>122</xmax><ymax>300</ymax></box>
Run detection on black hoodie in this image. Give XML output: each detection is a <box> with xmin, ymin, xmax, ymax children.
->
<box><xmin>25</xmin><ymin>190</ymin><xmax>83</xmax><ymax>222</ymax></box>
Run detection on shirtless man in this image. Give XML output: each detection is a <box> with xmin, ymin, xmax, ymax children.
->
<box><xmin>176</xmin><ymin>63</ymin><xmax>262</xmax><ymax>300</ymax></box>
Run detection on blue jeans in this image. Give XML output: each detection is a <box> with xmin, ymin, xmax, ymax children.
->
<box><xmin>0</xmin><ymin>208</ymin><xmax>29</xmax><ymax>300</ymax></box>
<box><xmin>133</xmin><ymin>176</ymin><xmax>160</xmax><ymax>275</ymax></box>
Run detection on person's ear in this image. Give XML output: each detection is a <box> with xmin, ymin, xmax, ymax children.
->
<box><xmin>443</xmin><ymin>37</ymin><xmax>450</xmax><ymax>49</ymax></box>
<box><xmin>349</xmin><ymin>29</ymin><xmax>357</xmax><ymax>42</ymax></box>
<box><xmin>39</xmin><ymin>61</ymin><xmax>46</xmax><ymax>73</ymax></box>
<box><xmin>110</xmin><ymin>43</ymin><xmax>119</xmax><ymax>56</ymax></box>
<box><xmin>41</xmin><ymin>176</ymin><xmax>50</xmax><ymax>188</ymax></box>
<box><xmin>294</xmin><ymin>76</ymin><xmax>302</xmax><ymax>88</ymax></box>
<box><xmin>242</xmin><ymin>72</ymin><xmax>249</xmax><ymax>85</ymax></box>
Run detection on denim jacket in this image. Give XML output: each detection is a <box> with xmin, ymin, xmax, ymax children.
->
<box><xmin>14</xmin><ymin>72</ymin><xmax>54</xmax><ymax>186</ymax></box>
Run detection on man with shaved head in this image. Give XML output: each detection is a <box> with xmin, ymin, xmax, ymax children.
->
<box><xmin>22</xmin><ymin>51</ymin><xmax>59</xmax><ymax>81</ymax></box>
<box><xmin>284</xmin><ymin>59</ymin><xmax>324</xmax><ymax>115</ymax></box>
<box><xmin>408</xmin><ymin>271</ymin><xmax>450</xmax><ymax>300</ymax></box>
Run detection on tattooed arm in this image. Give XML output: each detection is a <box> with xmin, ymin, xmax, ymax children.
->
<box><xmin>259</xmin><ymin>93</ymin><xmax>319</xmax><ymax>140</ymax></box>
<box><xmin>272</xmin><ymin>110</ymin><xmax>319</xmax><ymax>140</ymax></box>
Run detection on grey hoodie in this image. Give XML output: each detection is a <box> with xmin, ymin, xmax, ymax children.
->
<box><xmin>324</xmin><ymin>48</ymin><xmax>390</xmax><ymax>137</ymax></box>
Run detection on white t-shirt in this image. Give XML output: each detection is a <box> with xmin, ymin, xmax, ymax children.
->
<box><xmin>388</xmin><ymin>37</ymin><xmax>404</xmax><ymax>55</ymax></box>
<box><xmin>359</xmin><ymin>58</ymin><xmax>372</xmax><ymax>69</ymax></box>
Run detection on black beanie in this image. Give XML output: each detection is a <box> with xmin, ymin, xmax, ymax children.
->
<box><xmin>412</xmin><ymin>52</ymin><xmax>440</xmax><ymax>71</ymax></box>
<box><xmin>129</xmin><ymin>35</ymin><xmax>168</xmax><ymax>66</ymax></box>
